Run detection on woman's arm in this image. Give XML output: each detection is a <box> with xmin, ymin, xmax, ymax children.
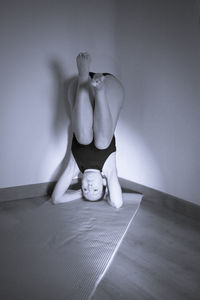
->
<box><xmin>51</xmin><ymin>153</ymin><xmax>81</xmax><ymax>204</ymax></box>
<box><xmin>52</xmin><ymin>189</ymin><xmax>82</xmax><ymax>204</ymax></box>
<box><xmin>103</xmin><ymin>152</ymin><xmax>123</xmax><ymax>208</ymax></box>
<box><xmin>106</xmin><ymin>169</ymin><xmax>123</xmax><ymax>208</ymax></box>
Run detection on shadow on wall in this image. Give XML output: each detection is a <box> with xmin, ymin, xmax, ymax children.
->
<box><xmin>39</xmin><ymin>59</ymin><xmax>77</xmax><ymax>184</ymax></box>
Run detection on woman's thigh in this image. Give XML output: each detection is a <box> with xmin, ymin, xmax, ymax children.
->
<box><xmin>104</xmin><ymin>75</ymin><xmax>125</xmax><ymax>130</ymax></box>
<box><xmin>68</xmin><ymin>75</ymin><xmax>124</xmax><ymax>130</ymax></box>
<box><xmin>68</xmin><ymin>78</ymin><xmax>94</xmax><ymax>115</ymax></box>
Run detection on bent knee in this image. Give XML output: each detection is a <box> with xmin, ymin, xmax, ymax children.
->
<box><xmin>94</xmin><ymin>137</ymin><xmax>112</xmax><ymax>150</ymax></box>
<box><xmin>75</xmin><ymin>132</ymin><xmax>93</xmax><ymax>145</ymax></box>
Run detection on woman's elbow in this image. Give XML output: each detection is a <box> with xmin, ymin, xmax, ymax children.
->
<box><xmin>51</xmin><ymin>193</ymin><xmax>60</xmax><ymax>205</ymax></box>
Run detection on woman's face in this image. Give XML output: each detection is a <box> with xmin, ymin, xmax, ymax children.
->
<box><xmin>82</xmin><ymin>170</ymin><xmax>104</xmax><ymax>201</ymax></box>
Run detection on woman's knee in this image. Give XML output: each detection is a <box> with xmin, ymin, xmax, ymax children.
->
<box><xmin>75</xmin><ymin>131</ymin><xmax>93</xmax><ymax>145</ymax></box>
<box><xmin>94</xmin><ymin>136</ymin><xmax>112</xmax><ymax>150</ymax></box>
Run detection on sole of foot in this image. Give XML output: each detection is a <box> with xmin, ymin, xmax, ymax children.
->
<box><xmin>76</xmin><ymin>52</ymin><xmax>91</xmax><ymax>80</ymax></box>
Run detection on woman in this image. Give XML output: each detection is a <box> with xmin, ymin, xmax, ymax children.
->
<box><xmin>51</xmin><ymin>52</ymin><xmax>124</xmax><ymax>208</ymax></box>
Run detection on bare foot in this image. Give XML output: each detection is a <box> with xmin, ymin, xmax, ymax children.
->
<box><xmin>90</xmin><ymin>73</ymin><xmax>105</xmax><ymax>91</ymax></box>
<box><xmin>76</xmin><ymin>52</ymin><xmax>91</xmax><ymax>80</ymax></box>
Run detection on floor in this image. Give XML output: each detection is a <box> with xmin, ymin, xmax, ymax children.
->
<box><xmin>1</xmin><ymin>196</ymin><xmax>200</xmax><ymax>300</ymax></box>
<box><xmin>92</xmin><ymin>199</ymin><xmax>200</xmax><ymax>300</ymax></box>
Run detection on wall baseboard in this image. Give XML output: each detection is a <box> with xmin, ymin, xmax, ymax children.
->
<box><xmin>0</xmin><ymin>181</ymin><xmax>56</xmax><ymax>203</ymax></box>
<box><xmin>0</xmin><ymin>178</ymin><xmax>199</xmax><ymax>222</ymax></box>
<box><xmin>119</xmin><ymin>178</ymin><xmax>200</xmax><ymax>222</ymax></box>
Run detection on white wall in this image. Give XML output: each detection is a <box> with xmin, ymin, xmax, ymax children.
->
<box><xmin>0</xmin><ymin>0</ymin><xmax>117</xmax><ymax>187</ymax></box>
<box><xmin>115</xmin><ymin>0</ymin><xmax>200</xmax><ymax>205</ymax></box>
<box><xmin>1</xmin><ymin>0</ymin><xmax>200</xmax><ymax>206</ymax></box>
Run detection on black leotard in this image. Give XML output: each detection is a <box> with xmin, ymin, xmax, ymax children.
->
<box><xmin>89</xmin><ymin>72</ymin><xmax>113</xmax><ymax>78</ymax></box>
<box><xmin>71</xmin><ymin>135</ymin><xmax>116</xmax><ymax>173</ymax></box>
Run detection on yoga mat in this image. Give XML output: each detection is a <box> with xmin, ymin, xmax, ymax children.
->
<box><xmin>0</xmin><ymin>193</ymin><xmax>142</xmax><ymax>300</ymax></box>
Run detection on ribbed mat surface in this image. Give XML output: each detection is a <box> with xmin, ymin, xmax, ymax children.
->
<box><xmin>0</xmin><ymin>193</ymin><xmax>142</xmax><ymax>300</ymax></box>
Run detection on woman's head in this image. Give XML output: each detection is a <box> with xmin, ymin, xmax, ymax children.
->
<box><xmin>82</xmin><ymin>169</ymin><xmax>105</xmax><ymax>201</ymax></box>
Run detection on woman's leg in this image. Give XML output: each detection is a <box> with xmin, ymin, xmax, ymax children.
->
<box><xmin>69</xmin><ymin>53</ymin><xmax>93</xmax><ymax>145</ymax></box>
<box><xmin>92</xmin><ymin>74</ymin><xmax>124</xmax><ymax>149</ymax></box>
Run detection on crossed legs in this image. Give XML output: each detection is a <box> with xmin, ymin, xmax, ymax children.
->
<box><xmin>68</xmin><ymin>52</ymin><xmax>124</xmax><ymax>148</ymax></box>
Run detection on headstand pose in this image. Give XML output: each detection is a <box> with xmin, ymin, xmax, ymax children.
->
<box><xmin>51</xmin><ymin>52</ymin><xmax>124</xmax><ymax>208</ymax></box>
